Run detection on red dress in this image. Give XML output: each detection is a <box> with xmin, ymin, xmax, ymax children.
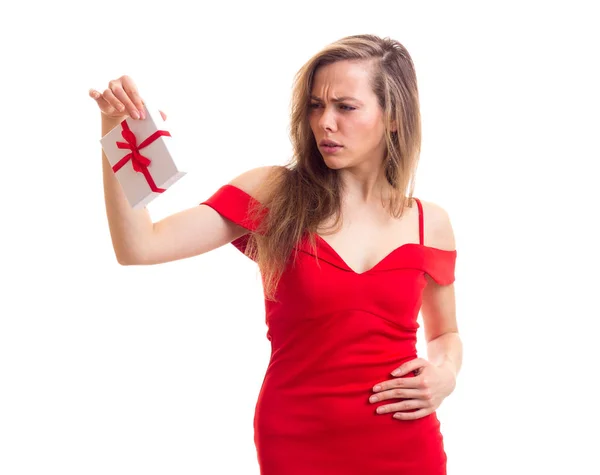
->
<box><xmin>201</xmin><ymin>184</ymin><xmax>457</xmax><ymax>475</ymax></box>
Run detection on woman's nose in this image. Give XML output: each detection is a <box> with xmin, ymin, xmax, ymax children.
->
<box><xmin>318</xmin><ymin>106</ymin><xmax>336</xmax><ymax>131</ymax></box>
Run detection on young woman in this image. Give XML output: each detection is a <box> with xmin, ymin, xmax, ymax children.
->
<box><xmin>90</xmin><ymin>34</ymin><xmax>462</xmax><ymax>475</ymax></box>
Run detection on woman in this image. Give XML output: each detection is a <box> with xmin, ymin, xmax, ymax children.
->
<box><xmin>90</xmin><ymin>34</ymin><xmax>462</xmax><ymax>475</ymax></box>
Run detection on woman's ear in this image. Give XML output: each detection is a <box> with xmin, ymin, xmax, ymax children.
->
<box><xmin>390</xmin><ymin>120</ymin><xmax>397</xmax><ymax>133</ymax></box>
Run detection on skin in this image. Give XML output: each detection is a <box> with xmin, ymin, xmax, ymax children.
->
<box><xmin>309</xmin><ymin>59</ymin><xmax>461</xmax><ymax>421</ymax></box>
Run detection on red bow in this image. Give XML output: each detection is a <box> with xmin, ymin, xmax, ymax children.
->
<box><xmin>112</xmin><ymin>119</ymin><xmax>172</xmax><ymax>193</ymax></box>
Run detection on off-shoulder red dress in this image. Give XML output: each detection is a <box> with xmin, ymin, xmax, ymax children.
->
<box><xmin>201</xmin><ymin>184</ymin><xmax>457</xmax><ymax>475</ymax></box>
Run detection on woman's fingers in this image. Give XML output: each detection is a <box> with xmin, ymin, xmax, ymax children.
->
<box><xmin>121</xmin><ymin>76</ymin><xmax>145</xmax><ymax>119</ymax></box>
<box><xmin>375</xmin><ymin>398</ymin><xmax>428</xmax><ymax>415</ymax></box>
<box><xmin>89</xmin><ymin>88</ymin><xmax>107</xmax><ymax>106</ymax></box>
<box><xmin>90</xmin><ymin>87</ymin><xmax>122</xmax><ymax>117</ymax></box>
<box><xmin>101</xmin><ymin>87</ymin><xmax>126</xmax><ymax>114</ymax></box>
<box><xmin>108</xmin><ymin>78</ymin><xmax>140</xmax><ymax>119</ymax></box>
<box><xmin>393</xmin><ymin>408</ymin><xmax>433</xmax><ymax>420</ymax></box>
<box><xmin>370</xmin><ymin>388</ymin><xmax>422</xmax><ymax>403</ymax></box>
<box><xmin>90</xmin><ymin>76</ymin><xmax>162</xmax><ymax>121</ymax></box>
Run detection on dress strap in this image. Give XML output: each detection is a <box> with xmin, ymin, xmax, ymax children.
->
<box><xmin>413</xmin><ymin>197</ymin><xmax>424</xmax><ymax>246</ymax></box>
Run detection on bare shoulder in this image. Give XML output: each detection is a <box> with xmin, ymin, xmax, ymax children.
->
<box><xmin>417</xmin><ymin>199</ymin><xmax>456</xmax><ymax>251</ymax></box>
<box><xmin>227</xmin><ymin>165</ymin><xmax>288</xmax><ymax>203</ymax></box>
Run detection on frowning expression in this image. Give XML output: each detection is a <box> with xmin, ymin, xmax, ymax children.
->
<box><xmin>308</xmin><ymin>59</ymin><xmax>388</xmax><ymax>169</ymax></box>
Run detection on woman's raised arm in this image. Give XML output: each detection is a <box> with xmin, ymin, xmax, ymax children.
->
<box><xmin>90</xmin><ymin>75</ymin><xmax>277</xmax><ymax>266</ymax></box>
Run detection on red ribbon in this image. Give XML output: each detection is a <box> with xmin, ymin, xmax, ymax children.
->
<box><xmin>112</xmin><ymin>119</ymin><xmax>172</xmax><ymax>193</ymax></box>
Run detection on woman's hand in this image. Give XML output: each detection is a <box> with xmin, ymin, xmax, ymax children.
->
<box><xmin>89</xmin><ymin>75</ymin><xmax>166</xmax><ymax>122</ymax></box>
<box><xmin>369</xmin><ymin>358</ymin><xmax>456</xmax><ymax>420</ymax></box>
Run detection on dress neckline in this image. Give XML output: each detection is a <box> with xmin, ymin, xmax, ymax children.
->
<box><xmin>219</xmin><ymin>184</ymin><xmax>456</xmax><ymax>276</ymax></box>
<box><xmin>313</xmin><ymin>233</ymin><xmax>456</xmax><ymax>276</ymax></box>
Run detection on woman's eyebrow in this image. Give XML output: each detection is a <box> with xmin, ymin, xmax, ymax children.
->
<box><xmin>310</xmin><ymin>95</ymin><xmax>363</xmax><ymax>105</ymax></box>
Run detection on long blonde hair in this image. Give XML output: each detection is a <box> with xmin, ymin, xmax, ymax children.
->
<box><xmin>245</xmin><ymin>34</ymin><xmax>422</xmax><ymax>301</ymax></box>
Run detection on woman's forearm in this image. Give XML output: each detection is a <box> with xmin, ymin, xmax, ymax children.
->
<box><xmin>101</xmin><ymin>113</ymin><xmax>154</xmax><ymax>264</ymax></box>
<box><xmin>427</xmin><ymin>332</ymin><xmax>463</xmax><ymax>378</ymax></box>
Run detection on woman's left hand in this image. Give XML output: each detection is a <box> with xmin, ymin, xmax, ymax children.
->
<box><xmin>369</xmin><ymin>358</ymin><xmax>456</xmax><ymax>420</ymax></box>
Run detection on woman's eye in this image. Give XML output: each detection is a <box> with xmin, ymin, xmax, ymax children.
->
<box><xmin>309</xmin><ymin>103</ymin><xmax>355</xmax><ymax>111</ymax></box>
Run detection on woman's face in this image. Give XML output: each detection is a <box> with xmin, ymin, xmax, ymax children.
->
<box><xmin>308</xmin><ymin>59</ymin><xmax>388</xmax><ymax>171</ymax></box>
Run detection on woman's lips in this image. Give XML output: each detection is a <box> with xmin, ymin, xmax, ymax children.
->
<box><xmin>321</xmin><ymin>145</ymin><xmax>343</xmax><ymax>154</ymax></box>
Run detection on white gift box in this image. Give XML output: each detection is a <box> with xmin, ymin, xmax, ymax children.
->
<box><xmin>100</xmin><ymin>103</ymin><xmax>186</xmax><ymax>209</ymax></box>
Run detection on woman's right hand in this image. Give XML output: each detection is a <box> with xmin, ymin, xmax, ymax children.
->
<box><xmin>89</xmin><ymin>75</ymin><xmax>166</xmax><ymax>121</ymax></box>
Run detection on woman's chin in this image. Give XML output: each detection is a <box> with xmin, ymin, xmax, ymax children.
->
<box><xmin>321</xmin><ymin>156</ymin><xmax>347</xmax><ymax>169</ymax></box>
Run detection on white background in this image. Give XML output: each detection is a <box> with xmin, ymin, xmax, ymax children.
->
<box><xmin>1</xmin><ymin>1</ymin><xmax>598</xmax><ymax>474</ymax></box>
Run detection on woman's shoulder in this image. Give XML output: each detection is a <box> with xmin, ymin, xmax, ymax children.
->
<box><xmin>415</xmin><ymin>198</ymin><xmax>456</xmax><ymax>251</ymax></box>
<box><xmin>227</xmin><ymin>165</ymin><xmax>288</xmax><ymax>204</ymax></box>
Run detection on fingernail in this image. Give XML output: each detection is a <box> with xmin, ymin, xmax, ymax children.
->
<box><xmin>373</xmin><ymin>385</ymin><xmax>381</xmax><ymax>391</ymax></box>
<box><xmin>369</xmin><ymin>395</ymin><xmax>378</xmax><ymax>403</ymax></box>
<box><xmin>131</xmin><ymin>110</ymin><xmax>139</xmax><ymax>119</ymax></box>
<box><xmin>140</xmin><ymin>110</ymin><xmax>145</xmax><ymax>120</ymax></box>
